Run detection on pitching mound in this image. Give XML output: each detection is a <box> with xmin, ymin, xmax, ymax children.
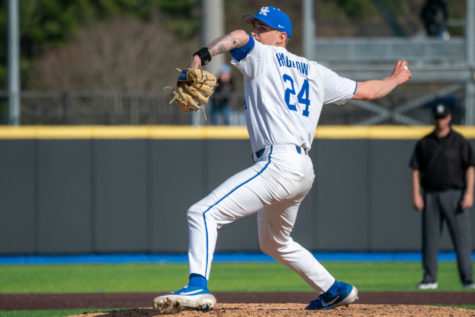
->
<box><xmin>69</xmin><ymin>303</ymin><xmax>474</xmax><ymax>316</ymax></box>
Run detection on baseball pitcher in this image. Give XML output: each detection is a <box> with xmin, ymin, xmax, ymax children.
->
<box><xmin>155</xmin><ymin>6</ymin><xmax>412</xmax><ymax>313</ymax></box>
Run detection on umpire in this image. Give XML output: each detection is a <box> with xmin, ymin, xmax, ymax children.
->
<box><xmin>410</xmin><ymin>104</ymin><xmax>475</xmax><ymax>289</ymax></box>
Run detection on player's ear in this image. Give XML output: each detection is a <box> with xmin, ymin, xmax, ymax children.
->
<box><xmin>277</xmin><ymin>32</ymin><xmax>287</xmax><ymax>46</ymax></box>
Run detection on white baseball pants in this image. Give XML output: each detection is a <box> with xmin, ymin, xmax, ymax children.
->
<box><xmin>187</xmin><ymin>145</ymin><xmax>335</xmax><ymax>294</ymax></box>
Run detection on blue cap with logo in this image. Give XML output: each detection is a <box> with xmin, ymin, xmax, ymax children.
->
<box><xmin>242</xmin><ymin>6</ymin><xmax>292</xmax><ymax>38</ymax></box>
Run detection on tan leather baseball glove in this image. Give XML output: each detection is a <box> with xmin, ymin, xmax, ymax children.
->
<box><xmin>169</xmin><ymin>67</ymin><xmax>218</xmax><ymax>119</ymax></box>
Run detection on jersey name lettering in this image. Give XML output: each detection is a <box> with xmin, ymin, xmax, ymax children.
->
<box><xmin>275</xmin><ymin>53</ymin><xmax>309</xmax><ymax>76</ymax></box>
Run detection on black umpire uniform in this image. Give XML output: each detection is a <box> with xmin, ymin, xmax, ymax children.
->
<box><xmin>410</xmin><ymin>104</ymin><xmax>475</xmax><ymax>288</ymax></box>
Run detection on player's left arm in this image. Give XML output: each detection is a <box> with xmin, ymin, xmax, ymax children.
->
<box><xmin>461</xmin><ymin>166</ymin><xmax>475</xmax><ymax>210</ymax></box>
<box><xmin>189</xmin><ymin>30</ymin><xmax>250</xmax><ymax>69</ymax></box>
<box><xmin>352</xmin><ymin>60</ymin><xmax>412</xmax><ymax>101</ymax></box>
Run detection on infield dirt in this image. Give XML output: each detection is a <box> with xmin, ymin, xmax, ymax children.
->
<box><xmin>69</xmin><ymin>303</ymin><xmax>475</xmax><ymax>316</ymax></box>
<box><xmin>2</xmin><ymin>292</ymin><xmax>474</xmax><ymax>316</ymax></box>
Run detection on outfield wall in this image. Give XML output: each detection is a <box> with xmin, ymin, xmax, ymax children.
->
<box><xmin>1</xmin><ymin>126</ymin><xmax>475</xmax><ymax>254</ymax></box>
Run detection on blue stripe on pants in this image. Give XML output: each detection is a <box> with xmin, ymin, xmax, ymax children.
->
<box><xmin>201</xmin><ymin>146</ymin><xmax>274</xmax><ymax>277</ymax></box>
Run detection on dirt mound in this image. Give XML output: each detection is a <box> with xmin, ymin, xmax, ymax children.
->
<box><xmin>69</xmin><ymin>303</ymin><xmax>475</xmax><ymax>317</ymax></box>
<box><xmin>2</xmin><ymin>291</ymin><xmax>474</xmax><ymax>310</ymax></box>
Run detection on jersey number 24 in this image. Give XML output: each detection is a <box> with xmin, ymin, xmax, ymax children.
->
<box><xmin>283</xmin><ymin>74</ymin><xmax>310</xmax><ymax>117</ymax></box>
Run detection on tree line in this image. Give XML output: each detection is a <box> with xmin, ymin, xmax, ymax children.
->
<box><xmin>0</xmin><ymin>0</ymin><xmax>199</xmax><ymax>89</ymax></box>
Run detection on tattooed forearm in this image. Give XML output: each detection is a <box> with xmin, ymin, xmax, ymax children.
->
<box><xmin>206</xmin><ymin>31</ymin><xmax>247</xmax><ymax>57</ymax></box>
<box><xmin>206</xmin><ymin>34</ymin><xmax>228</xmax><ymax>52</ymax></box>
<box><xmin>231</xmin><ymin>37</ymin><xmax>240</xmax><ymax>48</ymax></box>
<box><xmin>207</xmin><ymin>35</ymin><xmax>230</xmax><ymax>56</ymax></box>
<box><xmin>217</xmin><ymin>44</ymin><xmax>226</xmax><ymax>54</ymax></box>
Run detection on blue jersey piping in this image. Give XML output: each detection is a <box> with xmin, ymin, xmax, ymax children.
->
<box><xmin>353</xmin><ymin>82</ymin><xmax>358</xmax><ymax>95</ymax></box>
<box><xmin>230</xmin><ymin>34</ymin><xmax>255</xmax><ymax>62</ymax></box>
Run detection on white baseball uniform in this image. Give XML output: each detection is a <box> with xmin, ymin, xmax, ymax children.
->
<box><xmin>187</xmin><ymin>35</ymin><xmax>356</xmax><ymax>294</ymax></box>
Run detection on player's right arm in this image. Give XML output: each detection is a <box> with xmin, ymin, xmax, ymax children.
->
<box><xmin>189</xmin><ymin>30</ymin><xmax>250</xmax><ymax>68</ymax></box>
<box><xmin>412</xmin><ymin>169</ymin><xmax>424</xmax><ymax>212</ymax></box>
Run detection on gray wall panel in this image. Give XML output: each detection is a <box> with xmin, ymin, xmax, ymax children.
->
<box><xmin>216</xmin><ymin>216</ymin><xmax>259</xmax><ymax>252</ymax></box>
<box><xmin>94</xmin><ymin>140</ymin><xmax>148</xmax><ymax>252</ymax></box>
<box><xmin>370</xmin><ymin>140</ymin><xmax>420</xmax><ymax>250</ymax></box>
<box><xmin>314</xmin><ymin>140</ymin><xmax>370</xmax><ymax>250</ymax></box>
<box><xmin>0</xmin><ymin>140</ymin><xmax>35</xmax><ymax>253</ymax></box>
<box><xmin>36</xmin><ymin>140</ymin><xmax>92</xmax><ymax>253</ymax></box>
<box><xmin>150</xmin><ymin>140</ymin><xmax>204</xmax><ymax>252</ymax></box>
<box><xmin>206</xmin><ymin>140</ymin><xmax>252</xmax><ymax>190</ymax></box>
<box><xmin>1</xmin><ymin>137</ymin><xmax>475</xmax><ymax>254</ymax></box>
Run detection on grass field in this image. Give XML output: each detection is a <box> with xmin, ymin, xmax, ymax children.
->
<box><xmin>1</xmin><ymin>261</ymin><xmax>474</xmax><ymax>292</ymax></box>
<box><xmin>1</xmin><ymin>261</ymin><xmax>474</xmax><ymax>316</ymax></box>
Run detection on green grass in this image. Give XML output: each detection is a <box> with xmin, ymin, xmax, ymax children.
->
<box><xmin>1</xmin><ymin>261</ymin><xmax>474</xmax><ymax>293</ymax></box>
<box><xmin>1</xmin><ymin>262</ymin><xmax>474</xmax><ymax>316</ymax></box>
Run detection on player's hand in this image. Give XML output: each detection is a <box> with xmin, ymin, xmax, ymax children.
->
<box><xmin>413</xmin><ymin>193</ymin><xmax>424</xmax><ymax>212</ymax></box>
<box><xmin>392</xmin><ymin>60</ymin><xmax>412</xmax><ymax>85</ymax></box>
<box><xmin>460</xmin><ymin>191</ymin><xmax>474</xmax><ymax>210</ymax></box>
<box><xmin>189</xmin><ymin>54</ymin><xmax>202</xmax><ymax>69</ymax></box>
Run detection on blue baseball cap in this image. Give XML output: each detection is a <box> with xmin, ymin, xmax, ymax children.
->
<box><xmin>242</xmin><ymin>6</ymin><xmax>292</xmax><ymax>38</ymax></box>
<box><xmin>219</xmin><ymin>64</ymin><xmax>231</xmax><ymax>73</ymax></box>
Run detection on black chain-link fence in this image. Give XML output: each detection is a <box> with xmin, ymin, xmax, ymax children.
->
<box><xmin>1</xmin><ymin>91</ymin><xmax>191</xmax><ymax>125</ymax></box>
<box><xmin>0</xmin><ymin>89</ymin><xmax>465</xmax><ymax>126</ymax></box>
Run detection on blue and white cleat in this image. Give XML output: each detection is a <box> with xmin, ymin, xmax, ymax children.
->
<box><xmin>153</xmin><ymin>285</ymin><xmax>216</xmax><ymax>314</ymax></box>
<box><xmin>305</xmin><ymin>280</ymin><xmax>358</xmax><ymax>310</ymax></box>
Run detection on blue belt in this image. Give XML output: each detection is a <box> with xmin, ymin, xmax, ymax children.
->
<box><xmin>255</xmin><ymin>145</ymin><xmax>308</xmax><ymax>159</ymax></box>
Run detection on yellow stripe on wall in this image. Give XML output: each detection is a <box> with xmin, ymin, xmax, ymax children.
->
<box><xmin>0</xmin><ymin>125</ymin><xmax>474</xmax><ymax>139</ymax></box>
<box><xmin>0</xmin><ymin>126</ymin><xmax>248</xmax><ymax>139</ymax></box>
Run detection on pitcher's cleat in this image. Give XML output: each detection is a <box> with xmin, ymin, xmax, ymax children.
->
<box><xmin>153</xmin><ymin>285</ymin><xmax>216</xmax><ymax>314</ymax></box>
<box><xmin>306</xmin><ymin>280</ymin><xmax>358</xmax><ymax>310</ymax></box>
<box><xmin>417</xmin><ymin>282</ymin><xmax>438</xmax><ymax>290</ymax></box>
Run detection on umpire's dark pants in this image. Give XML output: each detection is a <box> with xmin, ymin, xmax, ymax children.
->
<box><xmin>422</xmin><ymin>189</ymin><xmax>473</xmax><ymax>284</ymax></box>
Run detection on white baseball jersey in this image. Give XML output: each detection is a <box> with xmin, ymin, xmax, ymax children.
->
<box><xmin>231</xmin><ymin>36</ymin><xmax>356</xmax><ymax>153</ymax></box>
<box><xmin>185</xmin><ymin>34</ymin><xmax>357</xmax><ymax>295</ymax></box>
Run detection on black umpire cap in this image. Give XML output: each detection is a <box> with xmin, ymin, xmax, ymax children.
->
<box><xmin>433</xmin><ymin>104</ymin><xmax>450</xmax><ymax>119</ymax></box>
